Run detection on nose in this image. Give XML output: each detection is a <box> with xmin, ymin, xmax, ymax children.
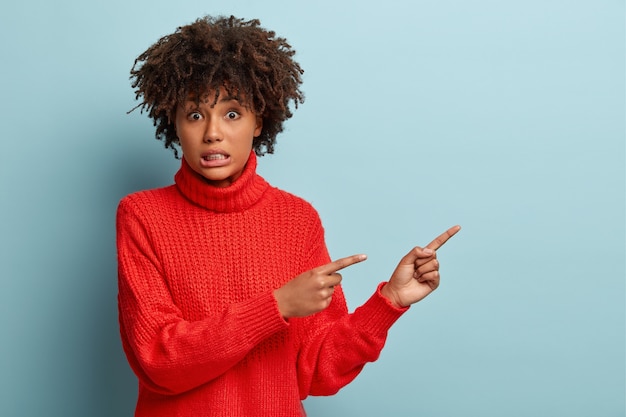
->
<box><xmin>203</xmin><ymin>118</ymin><xmax>223</xmax><ymax>143</ymax></box>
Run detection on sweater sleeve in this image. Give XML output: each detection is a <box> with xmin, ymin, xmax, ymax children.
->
<box><xmin>293</xmin><ymin>215</ymin><xmax>409</xmax><ymax>398</ymax></box>
<box><xmin>116</xmin><ymin>197</ymin><xmax>289</xmax><ymax>396</ymax></box>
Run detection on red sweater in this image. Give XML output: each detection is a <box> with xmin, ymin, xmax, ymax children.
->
<box><xmin>116</xmin><ymin>152</ymin><xmax>407</xmax><ymax>416</ymax></box>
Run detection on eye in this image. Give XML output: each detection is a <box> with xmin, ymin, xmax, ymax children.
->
<box><xmin>225</xmin><ymin>111</ymin><xmax>240</xmax><ymax>120</ymax></box>
<box><xmin>188</xmin><ymin>111</ymin><xmax>202</xmax><ymax>121</ymax></box>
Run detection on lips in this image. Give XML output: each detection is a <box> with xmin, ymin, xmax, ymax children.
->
<box><xmin>200</xmin><ymin>150</ymin><xmax>231</xmax><ymax>168</ymax></box>
<box><xmin>202</xmin><ymin>154</ymin><xmax>227</xmax><ymax>161</ymax></box>
<box><xmin>202</xmin><ymin>148</ymin><xmax>229</xmax><ymax>158</ymax></box>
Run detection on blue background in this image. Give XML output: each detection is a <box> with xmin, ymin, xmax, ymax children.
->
<box><xmin>1</xmin><ymin>1</ymin><xmax>624</xmax><ymax>416</ymax></box>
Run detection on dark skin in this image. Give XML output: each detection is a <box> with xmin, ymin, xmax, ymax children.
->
<box><xmin>274</xmin><ymin>225</ymin><xmax>461</xmax><ymax>317</ymax></box>
<box><xmin>130</xmin><ymin>16</ymin><xmax>304</xmax><ymax>158</ymax></box>
<box><xmin>134</xmin><ymin>17</ymin><xmax>461</xmax><ymax>319</ymax></box>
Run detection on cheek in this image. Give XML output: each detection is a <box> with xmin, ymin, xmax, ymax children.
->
<box><xmin>176</xmin><ymin>129</ymin><xmax>198</xmax><ymax>153</ymax></box>
<box><xmin>176</xmin><ymin>121</ymin><xmax>201</xmax><ymax>142</ymax></box>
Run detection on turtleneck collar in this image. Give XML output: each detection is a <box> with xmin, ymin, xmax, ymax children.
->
<box><xmin>174</xmin><ymin>151</ymin><xmax>270</xmax><ymax>213</ymax></box>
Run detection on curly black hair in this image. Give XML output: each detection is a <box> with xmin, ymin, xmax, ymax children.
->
<box><xmin>129</xmin><ymin>15</ymin><xmax>304</xmax><ymax>157</ymax></box>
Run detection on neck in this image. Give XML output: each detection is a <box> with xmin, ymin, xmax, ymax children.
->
<box><xmin>174</xmin><ymin>151</ymin><xmax>269</xmax><ymax>213</ymax></box>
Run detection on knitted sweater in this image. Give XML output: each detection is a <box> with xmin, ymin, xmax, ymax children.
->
<box><xmin>116</xmin><ymin>152</ymin><xmax>407</xmax><ymax>416</ymax></box>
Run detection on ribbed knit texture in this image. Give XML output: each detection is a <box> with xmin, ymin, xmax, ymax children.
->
<box><xmin>116</xmin><ymin>151</ymin><xmax>408</xmax><ymax>416</ymax></box>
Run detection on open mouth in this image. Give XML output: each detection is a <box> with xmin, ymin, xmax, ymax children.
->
<box><xmin>202</xmin><ymin>154</ymin><xmax>227</xmax><ymax>161</ymax></box>
<box><xmin>200</xmin><ymin>152</ymin><xmax>231</xmax><ymax>167</ymax></box>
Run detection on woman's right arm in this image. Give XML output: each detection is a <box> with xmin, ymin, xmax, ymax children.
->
<box><xmin>116</xmin><ymin>198</ymin><xmax>288</xmax><ymax>395</ymax></box>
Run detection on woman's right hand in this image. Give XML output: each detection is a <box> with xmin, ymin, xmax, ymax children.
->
<box><xmin>273</xmin><ymin>254</ymin><xmax>367</xmax><ymax>318</ymax></box>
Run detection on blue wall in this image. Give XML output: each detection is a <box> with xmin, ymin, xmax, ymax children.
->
<box><xmin>1</xmin><ymin>1</ymin><xmax>624</xmax><ymax>416</ymax></box>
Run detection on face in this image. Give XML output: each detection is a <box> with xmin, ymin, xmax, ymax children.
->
<box><xmin>174</xmin><ymin>88</ymin><xmax>263</xmax><ymax>187</ymax></box>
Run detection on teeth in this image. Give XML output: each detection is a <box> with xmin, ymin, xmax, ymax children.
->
<box><xmin>204</xmin><ymin>154</ymin><xmax>226</xmax><ymax>160</ymax></box>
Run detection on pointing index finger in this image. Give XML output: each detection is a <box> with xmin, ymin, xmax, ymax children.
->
<box><xmin>426</xmin><ymin>225</ymin><xmax>461</xmax><ymax>251</ymax></box>
<box><xmin>319</xmin><ymin>254</ymin><xmax>368</xmax><ymax>275</ymax></box>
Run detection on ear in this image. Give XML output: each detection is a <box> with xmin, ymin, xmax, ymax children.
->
<box><xmin>254</xmin><ymin>116</ymin><xmax>263</xmax><ymax>137</ymax></box>
<box><xmin>168</xmin><ymin>109</ymin><xmax>176</xmax><ymax>132</ymax></box>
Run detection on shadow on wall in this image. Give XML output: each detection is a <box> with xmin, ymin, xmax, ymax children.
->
<box><xmin>88</xmin><ymin>252</ymin><xmax>137</xmax><ymax>417</ymax></box>
<box><xmin>85</xmin><ymin>126</ymin><xmax>179</xmax><ymax>417</ymax></box>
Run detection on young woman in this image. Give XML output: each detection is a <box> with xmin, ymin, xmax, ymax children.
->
<box><xmin>117</xmin><ymin>15</ymin><xmax>460</xmax><ymax>416</ymax></box>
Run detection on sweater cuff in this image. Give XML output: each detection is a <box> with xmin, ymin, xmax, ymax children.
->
<box><xmin>351</xmin><ymin>282</ymin><xmax>409</xmax><ymax>335</ymax></box>
<box><xmin>233</xmin><ymin>291</ymin><xmax>289</xmax><ymax>346</ymax></box>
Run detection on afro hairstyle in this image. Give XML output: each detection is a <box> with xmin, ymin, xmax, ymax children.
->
<box><xmin>130</xmin><ymin>15</ymin><xmax>305</xmax><ymax>157</ymax></box>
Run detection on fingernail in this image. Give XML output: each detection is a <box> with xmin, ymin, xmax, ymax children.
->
<box><xmin>423</xmin><ymin>248</ymin><xmax>434</xmax><ymax>255</ymax></box>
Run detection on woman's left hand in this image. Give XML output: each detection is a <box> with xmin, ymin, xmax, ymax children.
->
<box><xmin>381</xmin><ymin>225</ymin><xmax>461</xmax><ymax>308</ymax></box>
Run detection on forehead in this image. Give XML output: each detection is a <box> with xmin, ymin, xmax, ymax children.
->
<box><xmin>182</xmin><ymin>85</ymin><xmax>250</xmax><ymax>106</ymax></box>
